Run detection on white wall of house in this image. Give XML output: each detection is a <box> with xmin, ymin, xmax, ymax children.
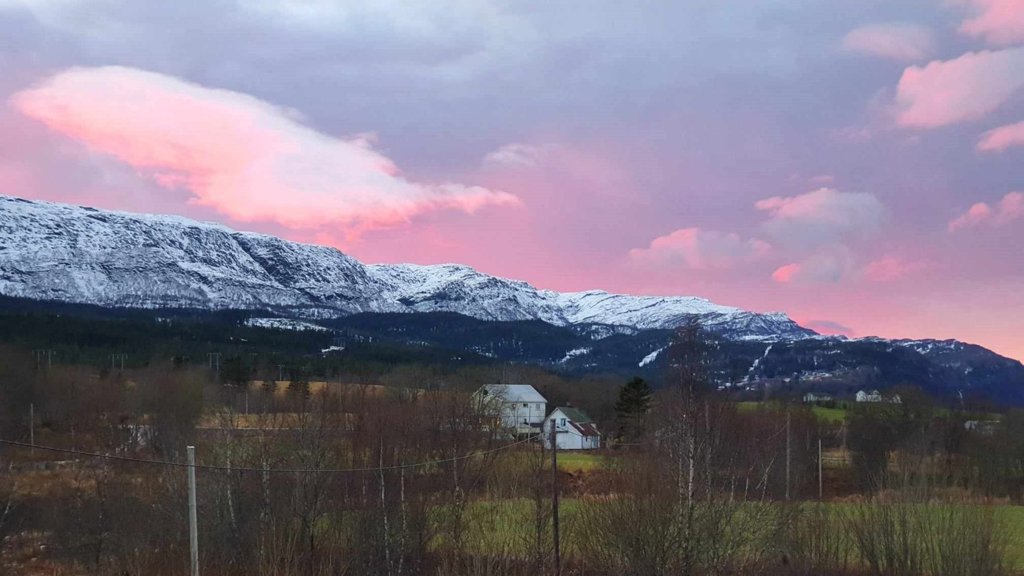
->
<box><xmin>543</xmin><ymin>408</ymin><xmax>601</xmax><ymax>451</ymax></box>
<box><xmin>475</xmin><ymin>384</ymin><xmax>547</xmax><ymax>435</ymax></box>
<box><xmin>504</xmin><ymin>401</ymin><xmax>547</xmax><ymax>430</ymax></box>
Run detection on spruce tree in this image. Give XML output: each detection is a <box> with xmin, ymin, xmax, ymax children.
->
<box><xmin>615</xmin><ymin>376</ymin><xmax>652</xmax><ymax>442</ymax></box>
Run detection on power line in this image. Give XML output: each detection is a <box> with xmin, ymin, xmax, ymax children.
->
<box><xmin>0</xmin><ymin>435</ymin><xmax>539</xmax><ymax>475</ymax></box>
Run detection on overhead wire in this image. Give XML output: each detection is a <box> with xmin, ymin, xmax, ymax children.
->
<box><xmin>0</xmin><ymin>433</ymin><xmax>540</xmax><ymax>475</ymax></box>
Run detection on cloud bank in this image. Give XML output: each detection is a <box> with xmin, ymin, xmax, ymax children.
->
<box><xmin>949</xmin><ymin>192</ymin><xmax>1024</xmax><ymax>230</ymax></box>
<box><xmin>756</xmin><ymin>188</ymin><xmax>886</xmax><ymax>248</ymax></box>
<box><xmin>843</xmin><ymin>23</ymin><xmax>935</xmax><ymax>62</ymax></box>
<box><xmin>895</xmin><ymin>48</ymin><xmax>1024</xmax><ymax>128</ymax></box>
<box><xmin>9</xmin><ymin>66</ymin><xmax>518</xmax><ymax>235</ymax></box>
<box><xmin>629</xmin><ymin>228</ymin><xmax>770</xmax><ymax>270</ymax></box>
<box><xmin>959</xmin><ymin>0</ymin><xmax>1024</xmax><ymax>46</ymax></box>
<box><xmin>978</xmin><ymin>121</ymin><xmax>1024</xmax><ymax>151</ymax></box>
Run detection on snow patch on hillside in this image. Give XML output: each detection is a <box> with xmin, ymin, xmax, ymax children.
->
<box><xmin>245</xmin><ymin>318</ymin><xmax>329</xmax><ymax>332</ymax></box>
<box><xmin>560</xmin><ymin>347</ymin><xmax>592</xmax><ymax>364</ymax></box>
<box><xmin>639</xmin><ymin>347</ymin><xmax>666</xmax><ymax>367</ymax></box>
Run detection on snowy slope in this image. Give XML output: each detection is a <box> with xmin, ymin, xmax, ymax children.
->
<box><xmin>0</xmin><ymin>196</ymin><xmax>813</xmax><ymax>340</ymax></box>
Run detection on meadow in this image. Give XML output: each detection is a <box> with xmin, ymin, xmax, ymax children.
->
<box><xmin>456</xmin><ymin>497</ymin><xmax>1024</xmax><ymax>571</ymax></box>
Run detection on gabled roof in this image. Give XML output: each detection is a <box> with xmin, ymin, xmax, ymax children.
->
<box><xmin>549</xmin><ymin>407</ymin><xmax>600</xmax><ymax>437</ymax></box>
<box><xmin>551</xmin><ymin>406</ymin><xmax>593</xmax><ymax>424</ymax></box>
<box><xmin>477</xmin><ymin>384</ymin><xmax>546</xmax><ymax>403</ymax></box>
<box><xmin>570</xmin><ymin>421</ymin><xmax>600</xmax><ymax>437</ymax></box>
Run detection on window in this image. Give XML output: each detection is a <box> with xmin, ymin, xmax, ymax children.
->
<box><xmin>560</xmin><ymin>418</ymin><xmax>566</xmax><ymax>426</ymax></box>
<box><xmin>522</xmin><ymin>403</ymin><xmax>528</xmax><ymax>407</ymax></box>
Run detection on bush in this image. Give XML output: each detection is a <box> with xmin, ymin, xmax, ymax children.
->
<box><xmin>776</xmin><ymin>503</ymin><xmax>851</xmax><ymax>575</ymax></box>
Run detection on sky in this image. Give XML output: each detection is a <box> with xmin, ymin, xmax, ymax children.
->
<box><xmin>1</xmin><ymin>1</ymin><xmax>1023</xmax><ymax>361</ymax></box>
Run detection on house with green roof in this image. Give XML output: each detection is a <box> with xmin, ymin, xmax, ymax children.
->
<box><xmin>544</xmin><ymin>406</ymin><xmax>601</xmax><ymax>450</ymax></box>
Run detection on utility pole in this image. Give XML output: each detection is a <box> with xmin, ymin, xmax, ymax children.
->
<box><xmin>276</xmin><ymin>364</ymin><xmax>285</xmax><ymax>382</ymax></box>
<box><xmin>818</xmin><ymin>438</ymin><xmax>823</xmax><ymax>501</ymax></box>
<box><xmin>785</xmin><ymin>410</ymin><xmax>791</xmax><ymax>502</ymax></box>
<box><xmin>33</xmin><ymin>349</ymin><xmax>53</xmax><ymax>371</ymax></box>
<box><xmin>550</xmin><ymin>421</ymin><xmax>561</xmax><ymax>576</ymax></box>
<box><xmin>207</xmin><ymin>353</ymin><xmax>221</xmax><ymax>379</ymax></box>
<box><xmin>29</xmin><ymin>403</ymin><xmax>34</xmax><ymax>456</ymax></box>
<box><xmin>187</xmin><ymin>446</ymin><xmax>200</xmax><ymax>576</ymax></box>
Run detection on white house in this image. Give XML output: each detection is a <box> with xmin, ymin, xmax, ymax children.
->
<box><xmin>474</xmin><ymin>384</ymin><xmax>547</xmax><ymax>435</ymax></box>
<box><xmin>544</xmin><ymin>407</ymin><xmax>601</xmax><ymax>450</ymax></box>
<box><xmin>803</xmin><ymin>392</ymin><xmax>833</xmax><ymax>404</ymax></box>
<box><xmin>855</xmin><ymin>389</ymin><xmax>901</xmax><ymax>404</ymax></box>
<box><xmin>965</xmin><ymin>419</ymin><xmax>1000</xmax><ymax>436</ymax></box>
<box><xmin>855</xmin><ymin>390</ymin><xmax>882</xmax><ymax>403</ymax></box>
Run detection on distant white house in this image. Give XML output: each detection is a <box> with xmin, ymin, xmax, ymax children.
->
<box><xmin>544</xmin><ymin>407</ymin><xmax>601</xmax><ymax>450</ymax></box>
<box><xmin>965</xmin><ymin>419</ymin><xmax>1000</xmax><ymax>436</ymax></box>
<box><xmin>474</xmin><ymin>384</ymin><xmax>547</xmax><ymax>435</ymax></box>
<box><xmin>803</xmin><ymin>392</ymin><xmax>833</xmax><ymax>404</ymax></box>
<box><xmin>855</xmin><ymin>390</ymin><xmax>902</xmax><ymax>404</ymax></box>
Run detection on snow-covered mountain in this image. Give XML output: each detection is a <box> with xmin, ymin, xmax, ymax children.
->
<box><xmin>0</xmin><ymin>195</ymin><xmax>813</xmax><ymax>340</ymax></box>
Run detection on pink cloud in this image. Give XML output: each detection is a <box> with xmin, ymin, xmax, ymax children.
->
<box><xmin>895</xmin><ymin>48</ymin><xmax>1024</xmax><ymax>128</ymax></box>
<box><xmin>949</xmin><ymin>202</ymin><xmax>994</xmax><ymax>230</ymax></box>
<box><xmin>843</xmin><ymin>23</ymin><xmax>936</xmax><ymax>62</ymax></box>
<box><xmin>949</xmin><ymin>192</ymin><xmax>1024</xmax><ymax>230</ymax></box>
<box><xmin>978</xmin><ymin>120</ymin><xmax>1024</xmax><ymax>151</ymax></box>
<box><xmin>756</xmin><ymin>188</ymin><xmax>885</xmax><ymax>248</ymax></box>
<box><xmin>9</xmin><ymin>66</ymin><xmax>518</xmax><ymax>236</ymax></box>
<box><xmin>772</xmin><ymin>263</ymin><xmax>801</xmax><ymax>283</ymax></box>
<box><xmin>629</xmin><ymin>227</ymin><xmax>770</xmax><ymax>270</ymax></box>
<box><xmin>481</xmin><ymin>143</ymin><xmax>561</xmax><ymax>169</ymax></box>
<box><xmin>959</xmin><ymin>0</ymin><xmax>1024</xmax><ymax>46</ymax></box>
<box><xmin>770</xmin><ymin>247</ymin><xmax>856</xmax><ymax>285</ymax></box>
<box><xmin>862</xmin><ymin>256</ymin><xmax>927</xmax><ymax>282</ymax></box>
<box><xmin>802</xmin><ymin>319</ymin><xmax>856</xmax><ymax>337</ymax></box>
<box><xmin>999</xmin><ymin>191</ymin><xmax>1024</xmax><ymax>224</ymax></box>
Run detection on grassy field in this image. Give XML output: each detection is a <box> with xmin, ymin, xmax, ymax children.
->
<box><xmin>737</xmin><ymin>401</ymin><xmax>848</xmax><ymax>425</ymax></box>
<box><xmin>556</xmin><ymin>452</ymin><xmax>609</xmax><ymax>472</ymax></box>
<box><xmin>1002</xmin><ymin>506</ymin><xmax>1024</xmax><ymax>569</ymax></box>
<box><xmin>456</xmin><ymin>498</ymin><xmax>1024</xmax><ymax>571</ymax></box>
<box><xmin>809</xmin><ymin>405</ymin><xmax>847</xmax><ymax>424</ymax></box>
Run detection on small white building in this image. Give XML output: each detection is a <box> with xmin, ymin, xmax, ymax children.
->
<box><xmin>965</xmin><ymin>419</ymin><xmax>1000</xmax><ymax>436</ymax></box>
<box><xmin>474</xmin><ymin>384</ymin><xmax>547</xmax><ymax>435</ymax></box>
<box><xmin>544</xmin><ymin>407</ymin><xmax>601</xmax><ymax>450</ymax></box>
<box><xmin>855</xmin><ymin>389</ymin><xmax>901</xmax><ymax>404</ymax></box>
<box><xmin>855</xmin><ymin>390</ymin><xmax>883</xmax><ymax>403</ymax></box>
<box><xmin>803</xmin><ymin>392</ymin><xmax>833</xmax><ymax>404</ymax></box>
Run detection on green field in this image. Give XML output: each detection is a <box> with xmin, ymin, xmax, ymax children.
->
<box><xmin>737</xmin><ymin>401</ymin><xmax>848</xmax><ymax>425</ymax></box>
<box><xmin>556</xmin><ymin>452</ymin><xmax>609</xmax><ymax>472</ymax></box>
<box><xmin>809</xmin><ymin>405</ymin><xmax>847</xmax><ymax>424</ymax></box>
<box><xmin>456</xmin><ymin>498</ymin><xmax>1024</xmax><ymax>570</ymax></box>
<box><xmin>1003</xmin><ymin>506</ymin><xmax>1024</xmax><ymax>569</ymax></box>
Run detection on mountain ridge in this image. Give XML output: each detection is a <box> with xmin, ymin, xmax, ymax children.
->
<box><xmin>1</xmin><ymin>194</ymin><xmax>1022</xmax><ymax>403</ymax></box>
<box><xmin>0</xmin><ymin>195</ymin><xmax>812</xmax><ymax>340</ymax></box>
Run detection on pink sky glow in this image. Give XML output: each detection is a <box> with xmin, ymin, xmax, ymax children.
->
<box><xmin>1</xmin><ymin>1</ymin><xmax>1023</xmax><ymax>361</ymax></box>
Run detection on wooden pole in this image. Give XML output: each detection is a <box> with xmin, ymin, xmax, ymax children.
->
<box><xmin>550</xmin><ymin>422</ymin><xmax>561</xmax><ymax>576</ymax></box>
<box><xmin>818</xmin><ymin>437</ymin><xmax>823</xmax><ymax>501</ymax></box>
<box><xmin>187</xmin><ymin>446</ymin><xmax>200</xmax><ymax>576</ymax></box>
<box><xmin>29</xmin><ymin>403</ymin><xmax>34</xmax><ymax>456</ymax></box>
<box><xmin>785</xmin><ymin>410</ymin><xmax>791</xmax><ymax>501</ymax></box>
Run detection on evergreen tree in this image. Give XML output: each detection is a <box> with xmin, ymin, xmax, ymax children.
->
<box><xmin>615</xmin><ymin>376</ymin><xmax>652</xmax><ymax>442</ymax></box>
<box><xmin>221</xmin><ymin>354</ymin><xmax>251</xmax><ymax>386</ymax></box>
